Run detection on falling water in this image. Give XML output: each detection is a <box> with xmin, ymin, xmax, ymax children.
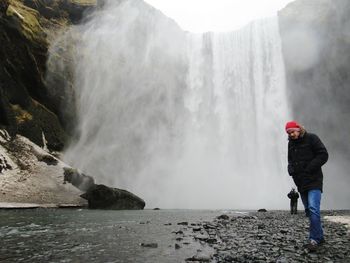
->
<box><xmin>52</xmin><ymin>0</ymin><xmax>291</xmax><ymax>209</ymax></box>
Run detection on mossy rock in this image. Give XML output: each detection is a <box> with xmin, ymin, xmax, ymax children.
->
<box><xmin>12</xmin><ymin>99</ymin><xmax>68</xmax><ymax>151</ymax></box>
<box><xmin>1</xmin><ymin>0</ymin><xmax>97</xmax><ymax>150</ymax></box>
<box><xmin>6</xmin><ymin>0</ymin><xmax>47</xmax><ymax>45</ymax></box>
<box><xmin>70</xmin><ymin>0</ymin><xmax>96</xmax><ymax>6</ymax></box>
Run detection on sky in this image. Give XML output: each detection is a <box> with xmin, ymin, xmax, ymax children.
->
<box><xmin>144</xmin><ymin>0</ymin><xmax>294</xmax><ymax>33</ymax></box>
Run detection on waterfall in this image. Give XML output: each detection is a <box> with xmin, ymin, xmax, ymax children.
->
<box><xmin>182</xmin><ymin>19</ymin><xmax>290</xmax><ymax>209</ymax></box>
<box><xmin>53</xmin><ymin>0</ymin><xmax>291</xmax><ymax>209</ymax></box>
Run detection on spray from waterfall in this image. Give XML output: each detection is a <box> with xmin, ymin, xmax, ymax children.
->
<box><xmin>49</xmin><ymin>0</ymin><xmax>291</xmax><ymax>209</ymax></box>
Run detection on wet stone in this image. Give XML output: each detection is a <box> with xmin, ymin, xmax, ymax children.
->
<box><xmin>258</xmin><ymin>224</ymin><xmax>265</xmax><ymax>229</ymax></box>
<box><xmin>140</xmin><ymin>242</ymin><xmax>158</xmax><ymax>248</ymax></box>
<box><xmin>217</xmin><ymin>214</ymin><xmax>229</xmax><ymax>220</ymax></box>
<box><xmin>280</xmin><ymin>229</ymin><xmax>288</xmax><ymax>234</ymax></box>
<box><xmin>185</xmin><ymin>255</ymin><xmax>211</xmax><ymax>262</ymax></box>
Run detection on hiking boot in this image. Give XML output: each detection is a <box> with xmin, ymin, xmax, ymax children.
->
<box><xmin>306</xmin><ymin>240</ymin><xmax>318</xmax><ymax>252</ymax></box>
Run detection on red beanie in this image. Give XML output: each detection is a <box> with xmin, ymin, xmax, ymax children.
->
<box><xmin>285</xmin><ymin>121</ymin><xmax>301</xmax><ymax>133</ymax></box>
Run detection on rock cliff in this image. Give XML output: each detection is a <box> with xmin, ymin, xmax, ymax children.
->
<box><xmin>0</xmin><ymin>0</ymin><xmax>148</xmax><ymax>209</ymax></box>
<box><xmin>0</xmin><ymin>0</ymin><xmax>96</xmax><ymax>151</ymax></box>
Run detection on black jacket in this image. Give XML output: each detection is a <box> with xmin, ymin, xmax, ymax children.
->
<box><xmin>287</xmin><ymin>190</ymin><xmax>299</xmax><ymax>200</ymax></box>
<box><xmin>287</xmin><ymin>132</ymin><xmax>328</xmax><ymax>193</ymax></box>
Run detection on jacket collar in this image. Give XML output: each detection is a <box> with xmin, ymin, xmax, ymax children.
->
<box><xmin>288</xmin><ymin>131</ymin><xmax>307</xmax><ymax>142</ymax></box>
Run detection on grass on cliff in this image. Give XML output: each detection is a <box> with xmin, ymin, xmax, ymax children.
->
<box><xmin>11</xmin><ymin>104</ymin><xmax>33</xmax><ymax>124</ymax></box>
<box><xmin>6</xmin><ymin>0</ymin><xmax>47</xmax><ymax>44</ymax></box>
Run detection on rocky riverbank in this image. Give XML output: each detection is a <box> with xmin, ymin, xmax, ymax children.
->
<box><xmin>0</xmin><ymin>129</ymin><xmax>145</xmax><ymax>209</ymax></box>
<box><xmin>0</xmin><ymin>209</ymin><xmax>348</xmax><ymax>262</ymax></box>
<box><xmin>176</xmin><ymin>211</ymin><xmax>350</xmax><ymax>263</ymax></box>
<box><xmin>0</xmin><ymin>129</ymin><xmax>87</xmax><ymax>206</ymax></box>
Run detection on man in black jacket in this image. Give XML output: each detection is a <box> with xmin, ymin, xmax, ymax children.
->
<box><xmin>287</xmin><ymin>188</ymin><xmax>299</xmax><ymax>214</ymax></box>
<box><xmin>285</xmin><ymin>121</ymin><xmax>328</xmax><ymax>252</ymax></box>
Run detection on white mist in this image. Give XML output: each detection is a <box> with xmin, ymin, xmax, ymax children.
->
<box><xmin>54</xmin><ymin>0</ymin><xmax>291</xmax><ymax>209</ymax></box>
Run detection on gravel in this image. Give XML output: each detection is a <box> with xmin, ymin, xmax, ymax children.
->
<box><xmin>177</xmin><ymin>211</ymin><xmax>350</xmax><ymax>263</ymax></box>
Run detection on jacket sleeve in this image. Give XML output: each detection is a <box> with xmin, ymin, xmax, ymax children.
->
<box><xmin>305</xmin><ymin>134</ymin><xmax>329</xmax><ymax>173</ymax></box>
<box><xmin>287</xmin><ymin>142</ymin><xmax>294</xmax><ymax>176</ymax></box>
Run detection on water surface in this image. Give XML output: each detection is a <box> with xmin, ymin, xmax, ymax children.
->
<box><xmin>0</xmin><ymin>209</ymin><xmax>226</xmax><ymax>262</ymax></box>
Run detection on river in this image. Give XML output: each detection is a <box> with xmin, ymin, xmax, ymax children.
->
<box><xmin>0</xmin><ymin>209</ymin><xmax>235</xmax><ymax>262</ymax></box>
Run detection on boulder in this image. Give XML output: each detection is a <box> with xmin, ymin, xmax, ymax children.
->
<box><xmin>81</xmin><ymin>184</ymin><xmax>146</xmax><ymax>210</ymax></box>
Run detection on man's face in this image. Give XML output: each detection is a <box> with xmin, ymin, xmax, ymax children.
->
<box><xmin>288</xmin><ymin>130</ymin><xmax>300</xmax><ymax>140</ymax></box>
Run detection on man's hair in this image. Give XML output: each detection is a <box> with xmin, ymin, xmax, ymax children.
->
<box><xmin>299</xmin><ymin>126</ymin><xmax>306</xmax><ymax>137</ymax></box>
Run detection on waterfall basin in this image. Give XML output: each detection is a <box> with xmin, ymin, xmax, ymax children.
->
<box><xmin>0</xmin><ymin>209</ymin><xmax>227</xmax><ymax>262</ymax></box>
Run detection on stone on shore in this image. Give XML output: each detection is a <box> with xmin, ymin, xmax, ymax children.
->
<box><xmin>80</xmin><ymin>184</ymin><xmax>145</xmax><ymax>210</ymax></box>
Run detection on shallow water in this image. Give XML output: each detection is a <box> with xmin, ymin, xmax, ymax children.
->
<box><xmin>0</xmin><ymin>209</ymin><xmax>231</xmax><ymax>262</ymax></box>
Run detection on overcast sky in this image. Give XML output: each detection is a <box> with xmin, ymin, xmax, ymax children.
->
<box><xmin>144</xmin><ymin>0</ymin><xmax>294</xmax><ymax>32</ymax></box>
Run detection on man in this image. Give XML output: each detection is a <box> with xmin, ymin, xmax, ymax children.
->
<box><xmin>285</xmin><ymin>121</ymin><xmax>328</xmax><ymax>252</ymax></box>
<box><xmin>287</xmin><ymin>188</ymin><xmax>299</xmax><ymax>214</ymax></box>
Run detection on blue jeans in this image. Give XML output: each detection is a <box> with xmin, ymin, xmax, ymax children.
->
<box><xmin>300</xmin><ymin>190</ymin><xmax>323</xmax><ymax>243</ymax></box>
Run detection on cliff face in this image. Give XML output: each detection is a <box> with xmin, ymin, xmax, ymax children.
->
<box><xmin>279</xmin><ymin>0</ymin><xmax>350</xmax><ymax>154</ymax></box>
<box><xmin>0</xmin><ymin>0</ymin><xmax>96</xmax><ymax>151</ymax></box>
<box><xmin>0</xmin><ymin>0</ymin><xmax>148</xmax><ymax>209</ymax></box>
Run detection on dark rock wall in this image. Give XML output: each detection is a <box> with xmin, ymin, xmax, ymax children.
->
<box><xmin>279</xmin><ymin>0</ymin><xmax>350</xmax><ymax>205</ymax></box>
<box><xmin>0</xmin><ymin>0</ymin><xmax>95</xmax><ymax>150</ymax></box>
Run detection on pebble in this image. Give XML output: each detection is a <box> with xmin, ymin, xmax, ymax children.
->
<box><xmin>177</xmin><ymin>211</ymin><xmax>350</xmax><ymax>263</ymax></box>
<box><xmin>217</xmin><ymin>214</ymin><xmax>230</xmax><ymax>220</ymax></box>
<box><xmin>140</xmin><ymin>242</ymin><xmax>158</xmax><ymax>248</ymax></box>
